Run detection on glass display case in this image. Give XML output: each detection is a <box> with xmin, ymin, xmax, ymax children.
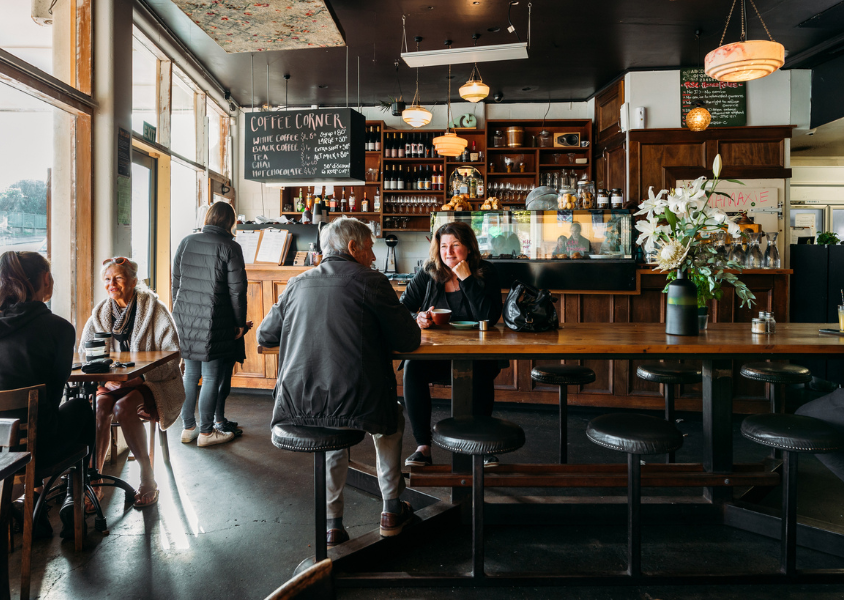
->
<box><xmin>431</xmin><ymin>210</ymin><xmax>634</xmax><ymax>260</ymax></box>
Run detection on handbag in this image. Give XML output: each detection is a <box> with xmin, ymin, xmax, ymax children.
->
<box><xmin>503</xmin><ymin>281</ymin><xmax>559</xmax><ymax>332</ymax></box>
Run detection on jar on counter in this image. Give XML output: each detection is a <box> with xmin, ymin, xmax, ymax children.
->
<box><xmin>577</xmin><ymin>181</ymin><xmax>596</xmax><ymax>209</ymax></box>
<box><xmin>751</xmin><ymin>318</ymin><xmax>767</xmax><ymax>334</ymax></box>
<box><xmin>597</xmin><ymin>189</ymin><xmax>609</xmax><ymax>209</ymax></box>
<box><xmin>765</xmin><ymin>311</ymin><xmax>777</xmax><ymax>333</ymax></box>
<box><xmin>610</xmin><ymin>188</ymin><xmax>624</xmax><ymax>209</ymax></box>
<box><xmin>493</xmin><ymin>130</ymin><xmax>505</xmax><ymax>148</ymax></box>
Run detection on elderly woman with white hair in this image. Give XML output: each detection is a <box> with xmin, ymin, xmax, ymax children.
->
<box><xmin>78</xmin><ymin>257</ymin><xmax>185</xmax><ymax>509</ymax></box>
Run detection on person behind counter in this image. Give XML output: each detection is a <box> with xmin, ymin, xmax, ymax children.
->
<box><xmin>0</xmin><ymin>251</ymin><xmax>94</xmax><ymax>537</ymax></box>
<box><xmin>258</xmin><ymin>217</ymin><xmax>421</xmax><ymax>547</ymax></box>
<box><xmin>79</xmin><ymin>257</ymin><xmax>185</xmax><ymax>510</ymax></box>
<box><xmin>172</xmin><ymin>201</ymin><xmax>248</xmax><ymax>447</ymax></box>
<box><xmin>400</xmin><ymin>221</ymin><xmax>504</xmax><ymax>468</ymax></box>
<box><xmin>554</xmin><ymin>222</ymin><xmax>591</xmax><ymax>256</ymax></box>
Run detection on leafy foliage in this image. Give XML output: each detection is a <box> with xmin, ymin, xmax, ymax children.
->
<box><xmin>0</xmin><ymin>180</ymin><xmax>47</xmax><ymax>214</ymax></box>
<box><xmin>817</xmin><ymin>231</ymin><xmax>841</xmax><ymax>246</ymax></box>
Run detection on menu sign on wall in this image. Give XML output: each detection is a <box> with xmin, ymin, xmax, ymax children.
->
<box><xmin>680</xmin><ymin>68</ymin><xmax>747</xmax><ymax>128</ymax></box>
<box><xmin>244</xmin><ymin>108</ymin><xmax>365</xmax><ymax>185</ymax></box>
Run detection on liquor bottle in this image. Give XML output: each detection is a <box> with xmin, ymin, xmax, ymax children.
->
<box><xmin>361</xmin><ymin>191</ymin><xmax>369</xmax><ymax>212</ymax></box>
<box><xmin>340</xmin><ymin>187</ymin><xmax>348</xmax><ymax>212</ymax></box>
<box><xmin>374</xmin><ymin>126</ymin><xmax>381</xmax><ymax>151</ymax></box>
<box><xmin>329</xmin><ymin>190</ymin><xmax>337</xmax><ymax>212</ymax></box>
<box><xmin>349</xmin><ymin>187</ymin><xmax>357</xmax><ymax>212</ymax></box>
<box><xmin>304</xmin><ymin>190</ymin><xmax>312</xmax><ymax>212</ymax></box>
<box><xmin>477</xmin><ymin>177</ymin><xmax>484</xmax><ymax>197</ymax></box>
<box><xmin>303</xmin><ymin>200</ymin><xmax>312</xmax><ymax>224</ymax></box>
<box><xmin>373</xmin><ymin>188</ymin><xmax>381</xmax><ymax>212</ymax></box>
<box><xmin>397</xmin><ymin>166</ymin><xmax>405</xmax><ymax>190</ymax></box>
<box><xmin>469</xmin><ymin>177</ymin><xmax>477</xmax><ymax>199</ymax></box>
<box><xmin>423</xmin><ymin>134</ymin><xmax>430</xmax><ymax>158</ymax></box>
<box><xmin>398</xmin><ymin>133</ymin><xmax>405</xmax><ymax>158</ymax></box>
<box><xmin>365</xmin><ymin>127</ymin><xmax>372</xmax><ymax>151</ymax></box>
<box><xmin>424</xmin><ymin>166</ymin><xmax>431</xmax><ymax>191</ymax></box>
<box><xmin>436</xmin><ymin>165</ymin><xmax>442</xmax><ymax>190</ymax></box>
<box><xmin>470</xmin><ymin>141</ymin><xmax>479</xmax><ymax>162</ymax></box>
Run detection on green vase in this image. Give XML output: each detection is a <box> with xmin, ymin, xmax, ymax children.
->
<box><xmin>666</xmin><ymin>270</ymin><xmax>699</xmax><ymax>335</ymax></box>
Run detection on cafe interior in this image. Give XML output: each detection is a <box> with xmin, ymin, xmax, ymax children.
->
<box><xmin>2</xmin><ymin>0</ymin><xmax>844</xmax><ymax>598</ymax></box>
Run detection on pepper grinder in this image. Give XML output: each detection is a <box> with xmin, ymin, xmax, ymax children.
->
<box><xmin>384</xmin><ymin>234</ymin><xmax>399</xmax><ymax>274</ymax></box>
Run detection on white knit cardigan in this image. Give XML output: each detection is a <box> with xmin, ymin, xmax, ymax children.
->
<box><xmin>78</xmin><ymin>288</ymin><xmax>185</xmax><ymax>430</ymax></box>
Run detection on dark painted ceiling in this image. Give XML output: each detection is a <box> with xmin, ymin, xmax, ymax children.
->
<box><xmin>143</xmin><ymin>0</ymin><xmax>844</xmax><ymax>108</ymax></box>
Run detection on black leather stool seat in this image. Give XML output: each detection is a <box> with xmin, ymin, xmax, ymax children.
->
<box><xmin>586</xmin><ymin>413</ymin><xmax>684</xmax><ymax>456</ymax></box>
<box><xmin>636</xmin><ymin>363</ymin><xmax>702</xmax><ymax>385</ymax></box>
<box><xmin>741</xmin><ymin>414</ymin><xmax>844</xmax><ymax>454</ymax></box>
<box><xmin>271</xmin><ymin>424</ymin><xmax>365</xmax><ymax>453</ymax></box>
<box><xmin>740</xmin><ymin>363</ymin><xmax>811</xmax><ymax>385</ymax></box>
<box><xmin>531</xmin><ymin>365</ymin><xmax>596</xmax><ymax>386</ymax></box>
<box><xmin>433</xmin><ymin>416</ymin><xmax>525</xmax><ymax>456</ymax></box>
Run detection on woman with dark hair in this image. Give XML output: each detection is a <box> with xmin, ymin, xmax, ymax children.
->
<box><xmin>400</xmin><ymin>222</ymin><xmax>503</xmax><ymax>467</ymax></box>
<box><xmin>79</xmin><ymin>256</ymin><xmax>184</xmax><ymax>509</ymax></box>
<box><xmin>0</xmin><ymin>251</ymin><xmax>94</xmax><ymax>536</ymax></box>
<box><xmin>172</xmin><ymin>201</ymin><xmax>248</xmax><ymax>448</ymax></box>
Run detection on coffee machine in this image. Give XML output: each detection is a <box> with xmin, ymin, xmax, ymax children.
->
<box><xmin>384</xmin><ymin>234</ymin><xmax>398</xmax><ymax>274</ymax></box>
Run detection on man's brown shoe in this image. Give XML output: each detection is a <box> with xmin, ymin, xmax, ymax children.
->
<box><xmin>379</xmin><ymin>501</ymin><xmax>414</xmax><ymax>537</ymax></box>
<box><xmin>326</xmin><ymin>528</ymin><xmax>350</xmax><ymax>548</ymax></box>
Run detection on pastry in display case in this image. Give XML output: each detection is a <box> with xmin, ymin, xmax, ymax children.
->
<box><xmin>431</xmin><ymin>210</ymin><xmax>633</xmax><ymax>260</ymax></box>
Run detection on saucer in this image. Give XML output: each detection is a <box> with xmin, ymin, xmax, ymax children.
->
<box><xmin>451</xmin><ymin>321</ymin><xmax>478</xmax><ymax>330</ymax></box>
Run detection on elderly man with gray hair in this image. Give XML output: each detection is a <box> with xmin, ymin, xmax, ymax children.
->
<box><xmin>257</xmin><ymin>217</ymin><xmax>421</xmax><ymax>546</ymax></box>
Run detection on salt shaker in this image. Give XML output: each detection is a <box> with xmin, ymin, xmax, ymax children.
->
<box><xmin>765</xmin><ymin>311</ymin><xmax>776</xmax><ymax>333</ymax></box>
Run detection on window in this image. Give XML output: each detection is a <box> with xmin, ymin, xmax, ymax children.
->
<box><xmin>171</xmin><ymin>69</ymin><xmax>196</xmax><ymax>160</ymax></box>
<box><xmin>132</xmin><ymin>37</ymin><xmax>158</xmax><ymax>137</ymax></box>
<box><xmin>0</xmin><ymin>82</ymin><xmax>76</xmax><ymax>320</ymax></box>
<box><xmin>207</xmin><ymin>98</ymin><xmax>224</xmax><ymax>174</ymax></box>
<box><xmin>0</xmin><ymin>0</ymin><xmax>91</xmax><ymax>93</ymax></box>
<box><xmin>170</xmin><ymin>161</ymin><xmax>199</xmax><ymax>265</ymax></box>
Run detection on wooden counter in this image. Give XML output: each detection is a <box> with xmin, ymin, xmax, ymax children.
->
<box><xmin>235</xmin><ymin>264</ymin><xmax>792</xmax><ymax>414</ymax></box>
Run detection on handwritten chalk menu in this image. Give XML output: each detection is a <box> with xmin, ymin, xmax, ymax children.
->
<box><xmin>680</xmin><ymin>68</ymin><xmax>747</xmax><ymax>128</ymax></box>
<box><xmin>707</xmin><ymin>187</ymin><xmax>777</xmax><ymax>211</ymax></box>
<box><xmin>244</xmin><ymin>108</ymin><xmax>365</xmax><ymax>185</ymax></box>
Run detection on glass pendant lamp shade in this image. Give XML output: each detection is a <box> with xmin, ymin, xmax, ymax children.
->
<box><xmin>459</xmin><ymin>64</ymin><xmax>489</xmax><ymax>103</ymax></box>
<box><xmin>402</xmin><ymin>104</ymin><xmax>432</xmax><ymax>128</ymax></box>
<box><xmin>432</xmin><ymin>132</ymin><xmax>468</xmax><ymax>157</ymax></box>
<box><xmin>686</xmin><ymin>106</ymin><xmax>712</xmax><ymax>132</ymax></box>
<box><xmin>705</xmin><ymin>40</ymin><xmax>784</xmax><ymax>82</ymax></box>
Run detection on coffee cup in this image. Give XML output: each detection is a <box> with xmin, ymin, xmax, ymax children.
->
<box><xmin>430</xmin><ymin>309</ymin><xmax>452</xmax><ymax>326</ymax></box>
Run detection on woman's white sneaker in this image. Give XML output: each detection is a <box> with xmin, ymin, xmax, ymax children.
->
<box><xmin>181</xmin><ymin>428</ymin><xmax>200</xmax><ymax>443</ymax></box>
<box><xmin>197</xmin><ymin>429</ymin><xmax>234</xmax><ymax>447</ymax></box>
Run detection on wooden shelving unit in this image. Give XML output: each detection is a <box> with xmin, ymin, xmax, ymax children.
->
<box><xmin>277</xmin><ymin>118</ymin><xmax>594</xmax><ymax>234</ymax></box>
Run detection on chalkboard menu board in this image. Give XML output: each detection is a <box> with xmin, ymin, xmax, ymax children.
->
<box><xmin>680</xmin><ymin>68</ymin><xmax>747</xmax><ymax>127</ymax></box>
<box><xmin>244</xmin><ymin>108</ymin><xmax>365</xmax><ymax>185</ymax></box>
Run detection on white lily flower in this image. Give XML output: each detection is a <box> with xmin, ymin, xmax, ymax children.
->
<box><xmin>727</xmin><ymin>219</ymin><xmax>742</xmax><ymax>237</ymax></box>
<box><xmin>667</xmin><ymin>191</ymin><xmax>693</xmax><ymax>216</ymax></box>
<box><xmin>713</xmin><ymin>154</ymin><xmax>722</xmax><ymax>178</ymax></box>
<box><xmin>705</xmin><ymin>207</ymin><xmax>727</xmax><ymax>224</ymax></box>
<box><xmin>688</xmin><ymin>176</ymin><xmax>708</xmax><ymax>198</ymax></box>
<box><xmin>634</xmin><ymin>187</ymin><xmax>668</xmax><ymax>217</ymax></box>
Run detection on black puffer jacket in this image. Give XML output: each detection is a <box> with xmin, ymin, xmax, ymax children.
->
<box><xmin>0</xmin><ymin>302</ymin><xmax>75</xmax><ymax>440</ymax></box>
<box><xmin>257</xmin><ymin>254</ymin><xmax>421</xmax><ymax>435</ymax></box>
<box><xmin>172</xmin><ymin>225</ymin><xmax>247</xmax><ymax>362</ymax></box>
<box><xmin>400</xmin><ymin>260</ymin><xmax>502</xmax><ymax>324</ymax></box>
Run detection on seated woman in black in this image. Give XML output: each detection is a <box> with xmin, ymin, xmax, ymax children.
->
<box><xmin>400</xmin><ymin>222</ymin><xmax>503</xmax><ymax>467</ymax></box>
<box><xmin>0</xmin><ymin>251</ymin><xmax>94</xmax><ymax>538</ymax></box>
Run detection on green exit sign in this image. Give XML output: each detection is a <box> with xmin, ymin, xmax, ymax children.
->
<box><xmin>142</xmin><ymin>122</ymin><xmax>157</xmax><ymax>144</ymax></box>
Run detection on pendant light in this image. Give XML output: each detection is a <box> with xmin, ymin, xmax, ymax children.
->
<box><xmin>686</xmin><ymin>30</ymin><xmax>711</xmax><ymax>132</ymax></box>
<box><xmin>433</xmin><ymin>57</ymin><xmax>468</xmax><ymax>157</ymax></box>
<box><xmin>459</xmin><ymin>34</ymin><xmax>490</xmax><ymax>103</ymax></box>
<box><xmin>705</xmin><ymin>0</ymin><xmax>784</xmax><ymax>82</ymax></box>
<box><xmin>402</xmin><ymin>36</ymin><xmax>432</xmax><ymax>128</ymax></box>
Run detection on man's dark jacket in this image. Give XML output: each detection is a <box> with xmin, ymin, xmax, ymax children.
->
<box><xmin>257</xmin><ymin>254</ymin><xmax>421</xmax><ymax>435</ymax></box>
<box><xmin>172</xmin><ymin>225</ymin><xmax>247</xmax><ymax>362</ymax></box>
<box><xmin>0</xmin><ymin>302</ymin><xmax>75</xmax><ymax>439</ymax></box>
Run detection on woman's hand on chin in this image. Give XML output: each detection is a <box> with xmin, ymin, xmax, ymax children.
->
<box><xmin>104</xmin><ymin>381</ymin><xmax>122</xmax><ymax>391</ymax></box>
<box><xmin>451</xmin><ymin>260</ymin><xmax>471</xmax><ymax>281</ymax></box>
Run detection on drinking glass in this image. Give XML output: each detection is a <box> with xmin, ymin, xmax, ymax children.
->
<box><xmin>745</xmin><ymin>232</ymin><xmax>764</xmax><ymax>269</ymax></box>
<box><xmin>839</xmin><ymin>305</ymin><xmax>844</xmax><ymax>331</ymax></box>
<box><xmin>764</xmin><ymin>232</ymin><xmax>781</xmax><ymax>268</ymax></box>
<box><xmin>728</xmin><ymin>239</ymin><xmax>744</xmax><ymax>265</ymax></box>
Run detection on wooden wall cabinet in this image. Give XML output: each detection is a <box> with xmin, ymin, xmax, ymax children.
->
<box><xmin>594</xmin><ymin>80</ymin><xmax>624</xmax><ymax>146</ymax></box>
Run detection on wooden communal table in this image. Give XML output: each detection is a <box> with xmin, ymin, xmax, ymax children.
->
<box><xmin>261</xmin><ymin>324</ymin><xmax>844</xmax><ymax>586</ymax></box>
<box><xmin>67</xmin><ymin>350</ymin><xmax>180</xmax><ymax>532</ymax></box>
<box><xmin>0</xmin><ymin>452</ymin><xmax>31</xmax><ymax>600</ymax></box>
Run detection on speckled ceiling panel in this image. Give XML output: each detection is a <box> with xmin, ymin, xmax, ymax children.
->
<box><xmin>172</xmin><ymin>1</ymin><xmax>345</xmax><ymax>53</ymax></box>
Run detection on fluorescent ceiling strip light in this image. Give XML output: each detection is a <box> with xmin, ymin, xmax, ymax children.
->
<box><xmin>402</xmin><ymin>42</ymin><xmax>528</xmax><ymax>68</ymax></box>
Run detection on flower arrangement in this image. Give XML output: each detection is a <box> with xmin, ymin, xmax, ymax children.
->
<box><xmin>634</xmin><ymin>154</ymin><xmax>756</xmax><ymax>308</ymax></box>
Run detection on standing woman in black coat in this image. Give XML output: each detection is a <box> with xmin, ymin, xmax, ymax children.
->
<box><xmin>400</xmin><ymin>222</ymin><xmax>503</xmax><ymax>467</ymax></box>
<box><xmin>172</xmin><ymin>202</ymin><xmax>247</xmax><ymax>447</ymax></box>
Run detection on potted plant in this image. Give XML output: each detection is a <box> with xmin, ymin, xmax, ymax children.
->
<box><xmin>379</xmin><ymin>96</ymin><xmax>405</xmax><ymax>117</ymax></box>
<box><xmin>635</xmin><ymin>154</ymin><xmax>756</xmax><ymax>335</ymax></box>
<box><xmin>817</xmin><ymin>231</ymin><xmax>841</xmax><ymax>246</ymax></box>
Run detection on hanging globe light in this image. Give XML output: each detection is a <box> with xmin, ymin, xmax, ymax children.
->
<box><xmin>686</xmin><ymin>106</ymin><xmax>712</xmax><ymax>132</ymax></box>
<box><xmin>459</xmin><ymin>65</ymin><xmax>489</xmax><ymax>103</ymax></box>
<box><xmin>705</xmin><ymin>0</ymin><xmax>784</xmax><ymax>83</ymax></box>
<box><xmin>433</xmin><ymin>62</ymin><xmax>467</xmax><ymax>157</ymax></box>
<box><xmin>402</xmin><ymin>103</ymin><xmax>432</xmax><ymax>128</ymax></box>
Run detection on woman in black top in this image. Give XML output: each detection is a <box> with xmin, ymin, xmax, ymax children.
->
<box><xmin>400</xmin><ymin>222</ymin><xmax>503</xmax><ymax>467</ymax></box>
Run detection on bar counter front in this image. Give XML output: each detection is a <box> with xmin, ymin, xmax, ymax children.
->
<box><xmin>258</xmin><ymin>322</ymin><xmax>844</xmax><ymax>586</ymax></box>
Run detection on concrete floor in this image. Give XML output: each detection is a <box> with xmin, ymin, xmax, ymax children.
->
<box><xmin>10</xmin><ymin>391</ymin><xmax>844</xmax><ymax>599</ymax></box>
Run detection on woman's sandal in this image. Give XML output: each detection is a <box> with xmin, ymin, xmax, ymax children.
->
<box><xmin>133</xmin><ymin>487</ymin><xmax>159</xmax><ymax>509</ymax></box>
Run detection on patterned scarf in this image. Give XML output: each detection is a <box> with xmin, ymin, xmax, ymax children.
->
<box><xmin>110</xmin><ymin>293</ymin><xmax>136</xmax><ymax>352</ymax></box>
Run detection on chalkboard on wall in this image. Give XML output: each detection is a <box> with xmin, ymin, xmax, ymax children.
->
<box><xmin>244</xmin><ymin>108</ymin><xmax>365</xmax><ymax>185</ymax></box>
<box><xmin>680</xmin><ymin>68</ymin><xmax>747</xmax><ymax>127</ymax></box>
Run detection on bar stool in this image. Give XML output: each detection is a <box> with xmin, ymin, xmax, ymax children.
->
<box><xmin>530</xmin><ymin>365</ymin><xmax>596</xmax><ymax>463</ymax></box>
<box><xmin>586</xmin><ymin>413</ymin><xmax>684</xmax><ymax>577</ymax></box>
<box><xmin>271</xmin><ymin>424</ymin><xmax>365</xmax><ymax>573</ymax></box>
<box><xmin>739</xmin><ymin>363</ymin><xmax>811</xmax><ymax>415</ymax></box>
<box><xmin>432</xmin><ymin>415</ymin><xmax>525</xmax><ymax>579</ymax></box>
<box><xmin>635</xmin><ymin>363</ymin><xmax>701</xmax><ymax>463</ymax></box>
<box><xmin>740</xmin><ymin>413</ymin><xmax>844</xmax><ymax>575</ymax></box>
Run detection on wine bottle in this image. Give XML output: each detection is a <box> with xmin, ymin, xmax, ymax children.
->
<box><xmin>397</xmin><ymin>166</ymin><xmax>405</xmax><ymax>190</ymax></box>
<box><xmin>349</xmin><ymin>187</ymin><xmax>357</xmax><ymax>212</ymax></box>
<box><xmin>340</xmin><ymin>187</ymin><xmax>348</xmax><ymax>212</ymax></box>
<box><xmin>361</xmin><ymin>191</ymin><xmax>369</xmax><ymax>212</ymax></box>
<box><xmin>374</xmin><ymin>126</ymin><xmax>381</xmax><ymax>152</ymax></box>
<box><xmin>398</xmin><ymin>133</ymin><xmax>405</xmax><ymax>158</ymax></box>
<box><xmin>373</xmin><ymin>188</ymin><xmax>381</xmax><ymax>212</ymax></box>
